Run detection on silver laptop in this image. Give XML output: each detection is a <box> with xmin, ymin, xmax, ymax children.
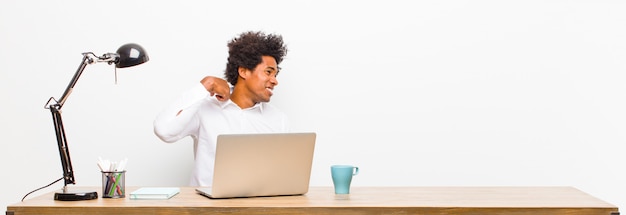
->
<box><xmin>196</xmin><ymin>132</ymin><xmax>316</xmax><ymax>199</ymax></box>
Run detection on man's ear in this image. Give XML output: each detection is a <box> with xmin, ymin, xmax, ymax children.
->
<box><xmin>238</xmin><ymin>67</ymin><xmax>249</xmax><ymax>80</ymax></box>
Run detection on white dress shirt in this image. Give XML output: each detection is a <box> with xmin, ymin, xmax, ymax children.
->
<box><xmin>153</xmin><ymin>83</ymin><xmax>289</xmax><ymax>186</ymax></box>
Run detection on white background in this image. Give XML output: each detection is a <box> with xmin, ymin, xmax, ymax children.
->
<box><xmin>1</xmin><ymin>0</ymin><xmax>625</xmax><ymax>211</ymax></box>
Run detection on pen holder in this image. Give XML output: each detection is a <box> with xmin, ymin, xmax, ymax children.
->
<box><xmin>101</xmin><ymin>171</ymin><xmax>126</xmax><ymax>198</ymax></box>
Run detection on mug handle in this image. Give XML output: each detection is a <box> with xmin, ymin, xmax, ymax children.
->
<box><xmin>353</xmin><ymin>167</ymin><xmax>359</xmax><ymax>176</ymax></box>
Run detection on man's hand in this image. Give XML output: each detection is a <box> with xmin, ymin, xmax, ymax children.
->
<box><xmin>201</xmin><ymin>76</ymin><xmax>230</xmax><ymax>102</ymax></box>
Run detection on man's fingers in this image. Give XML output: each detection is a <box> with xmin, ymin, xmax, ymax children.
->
<box><xmin>215</xmin><ymin>93</ymin><xmax>229</xmax><ymax>101</ymax></box>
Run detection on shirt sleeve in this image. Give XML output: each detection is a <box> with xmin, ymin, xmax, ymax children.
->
<box><xmin>153</xmin><ymin>83</ymin><xmax>209</xmax><ymax>143</ymax></box>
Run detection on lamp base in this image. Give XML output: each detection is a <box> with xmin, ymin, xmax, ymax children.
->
<box><xmin>54</xmin><ymin>190</ymin><xmax>98</xmax><ymax>201</ymax></box>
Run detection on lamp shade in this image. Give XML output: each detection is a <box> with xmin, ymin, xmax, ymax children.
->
<box><xmin>115</xmin><ymin>43</ymin><xmax>149</xmax><ymax>68</ymax></box>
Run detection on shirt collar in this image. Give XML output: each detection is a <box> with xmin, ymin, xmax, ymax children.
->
<box><xmin>220</xmin><ymin>100</ymin><xmax>264</xmax><ymax>113</ymax></box>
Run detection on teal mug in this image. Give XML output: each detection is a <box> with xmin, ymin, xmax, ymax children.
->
<box><xmin>331</xmin><ymin>165</ymin><xmax>359</xmax><ymax>194</ymax></box>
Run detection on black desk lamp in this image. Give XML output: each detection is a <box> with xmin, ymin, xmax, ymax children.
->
<box><xmin>43</xmin><ymin>43</ymin><xmax>149</xmax><ymax>201</ymax></box>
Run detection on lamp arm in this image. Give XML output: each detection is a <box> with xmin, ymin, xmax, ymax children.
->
<box><xmin>44</xmin><ymin>53</ymin><xmax>96</xmax><ymax>191</ymax></box>
<box><xmin>55</xmin><ymin>53</ymin><xmax>93</xmax><ymax>108</ymax></box>
<box><xmin>49</xmin><ymin>105</ymin><xmax>74</xmax><ymax>188</ymax></box>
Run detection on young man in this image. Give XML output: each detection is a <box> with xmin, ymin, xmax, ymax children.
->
<box><xmin>153</xmin><ymin>31</ymin><xmax>289</xmax><ymax>186</ymax></box>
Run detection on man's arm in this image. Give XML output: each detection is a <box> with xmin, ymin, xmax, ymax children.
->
<box><xmin>153</xmin><ymin>83</ymin><xmax>205</xmax><ymax>143</ymax></box>
<box><xmin>153</xmin><ymin>76</ymin><xmax>230</xmax><ymax>143</ymax></box>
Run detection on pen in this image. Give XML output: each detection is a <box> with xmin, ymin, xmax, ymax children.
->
<box><xmin>108</xmin><ymin>174</ymin><xmax>117</xmax><ymax>196</ymax></box>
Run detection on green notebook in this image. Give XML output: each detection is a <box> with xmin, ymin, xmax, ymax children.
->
<box><xmin>130</xmin><ymin>187</ymin><xmax>180</xmax><ymax>200</ymax></box>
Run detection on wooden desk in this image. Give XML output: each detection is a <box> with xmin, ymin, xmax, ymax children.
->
<box><xmin>6</xmin><ymin>186</ymin><xmax>619</xmax><ymax>215</ymax></box>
